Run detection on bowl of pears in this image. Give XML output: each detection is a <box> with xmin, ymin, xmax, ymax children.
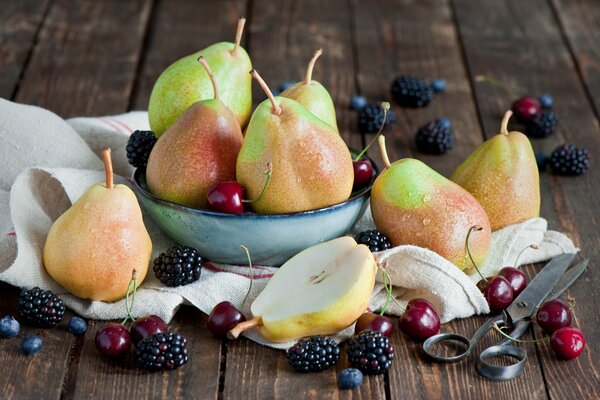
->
<box><xmin>134</xmin><ymin>22</ymin><xmax>377</xmax><ymax>266</ymax></box>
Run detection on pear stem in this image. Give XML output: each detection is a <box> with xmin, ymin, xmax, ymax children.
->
<box><xmin>102</xmin><ymin>148</ymin><xmax>114</xmax><ymax>189</ymax></box>
<box><xmin>250</xmin><ymin>69</ymin><xmax>282</xmax><ymax>116</ymax></box>
<box><xmin>474</xmin><ymin>75</ymin><xmax>519</xmax><ymax>99</ymax></box>
<box><xmin>500</xmin><ymin>110</ymin><xmax>512</xmax><ymax>136</ymax></box>
<box><xmin>377</xmin><ymin>135</ymin><xmax>392</xmax><ymax>169</ymax></box>
<box><xmin>513</xmin><ymin>244</ymin><xmax>538</xmax><ymax>267</ymax></box>
<box><xmin>198</xmin><ymin>56</ymin><xmax>219</xmax><ymax>100</ymax></box>
<box><xmin>240</xmin><ymin>245</ymin><xmax>254</xmax><ymax>310</ymax></box>
<box><xmin>465</xmin><ymin>225</ymin><xmax>486</xmax><ymax>282</ymax></box>
<box><xmin>354</xmin><ymin>102</ymin><xmax>390</xmax><ymax>162</ymax></box>
<box><xmin>242</xmin><ymin>163</ymin><xmax>273</xmax><ymax>203</ymax></box>
<box><xmin>231</xmin><ymin>17</ymin><xmax>246</xmax><ymax>56</ymax></box>
<box><xmin>227</xmin><ymin>316</ymin><xmax>262</xmax><ymax>339</ymax></box>
<box><xmin>305</xmin><ymin>48</ymin><xmax>323</xmax><ymax>85</ymax></box>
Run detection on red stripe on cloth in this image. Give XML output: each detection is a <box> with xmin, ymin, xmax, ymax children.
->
<box><xmin>112</xmin><ymin>118</ymin><xmax>134</xmax><ymax>133</ymax></box>
<box><xmin>203</xmin><ymin>262</ymin><xmax>273</xmax><ymax>279</ymax></box>
<box><xmin>6</xmin><ymin>231</ymin><xmax>15</xmax><ymax>237</ymax></box>
<box><xmin>98</xmin><ymin>118</ymin><xmax>129</xmax><ymax>135</ymax></box>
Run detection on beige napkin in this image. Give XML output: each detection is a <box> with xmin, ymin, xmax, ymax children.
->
<box><xmin>0</xmin><ymin>99</ymin><xmax>577</xmax><ymax>349</ymax></box>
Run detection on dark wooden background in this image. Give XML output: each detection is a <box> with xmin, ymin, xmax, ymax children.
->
<box><xmin>1</xmin><ymin>0</ymin><xmax>599</xmax><ymax>399</ymax></box>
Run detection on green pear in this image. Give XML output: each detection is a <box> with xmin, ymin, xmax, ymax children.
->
<box><xmin>237</xmin><ymin>70</ymin><xmax>353</xmax><ymax>214</ymax></box>
<box><xmin>146</xmin><ymin>57</ymin><xmax>244</xmax><ymax>208</ymax></box>
<box><xmin>280</xmin><ymin>49</ymin><xmax>338</xmax><ymax>131</ymax></box>
<box><xmin>43</xmin><ymin>149</ymin><xmax>152</xmax><ymax>302</ymax></box>
<box><xmin>148</xmin><ymin>18</ymin><xmax>252</xmax><ymax>136</ymax></box>
<box><xmin>451</xmin><ymin>110</ymin><xmax>540</xmax><ymax>231</ymax></box>
<box><xmin>370</xmin><ymin>137</ymin><xmax>492</xmax><ymax>273</ymax></box>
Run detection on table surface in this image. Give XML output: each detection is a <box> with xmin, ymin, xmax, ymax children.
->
<box><xmin>1</xmin><ymin>0</ymin><xmax>599</xmax><ymax>399</ymax></box>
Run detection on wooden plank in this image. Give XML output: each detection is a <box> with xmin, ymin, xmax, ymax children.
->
<box><xmin>0</xmin><ymin>0</ymin><xmax>50</xmax><ymax>99</ymax></box>
<box><xmin>14</xmin><ymin>0</ymin><xmax>152</xmax><ymax>117</ymax></box>
<box><xmin>452</xmin><ymin>0</ymin><xmax>600</xmax><ymax>398</ymax></box>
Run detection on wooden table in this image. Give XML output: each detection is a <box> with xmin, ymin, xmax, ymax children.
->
<box><xmin>1</xmin><ymin>1</ymin><xmax>599</xmax><ymax>399</ymax></box>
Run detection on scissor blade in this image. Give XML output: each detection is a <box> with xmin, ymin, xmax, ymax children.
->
<box><xmin>546</xmin><ymin>259</ymin><xmax>589</xmax><ymax>301</ymax></box>
<box><xmin>505</xmin><ymin>253</ymin><xmax>575</xmax><ymax>322</ymax></box>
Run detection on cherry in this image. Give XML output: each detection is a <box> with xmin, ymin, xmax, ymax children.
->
<box><xmin>95</xmin><ymin>323</ymin><xmax>131</xmax><ymax>357</ymax></box>
<box><xmin>130</xmin><ymin>315</ymin><xmax>169</xmax><ymax>346</ymax></box>
<box><xmin>483</xmin><ymin>276</ymin><xmax>514</xmax><ymax>312</ymax></box>
<box><xmin>512</xmin><ymin>96</ymin><xmax>541</xmax><ymax>122</ymax></box>
<box><xmin>354</xmin><ymin>312</ymin><xmax>394</xmax><ymax>338</ymax></box>
<box><xmin>352</xmin><ymin>158</ymin><xmax>373</xmax><ymax>190</ymax></box>
<box><xmin>207</xmin><ymin>181</ymin><xmax>245</xmax><ymax>214</ymax></box>
<box><xmin>498</xmin><ymin>267</ymin><xmax>527</xmax><ymax>296</ymax></box>
<box><xmin>207</xmin><ymin>301</ymin><xmax>246</xmax><ymax>338</ymax></box>
<box><xmin>550</xmin><ymin>327</ymin><xmax>585</xmax><ymax>360</ymax></box>
<box><xmin>536</xmin><ymin>299</ymin><xmax>572</xmax><ymax>334</ymax></box>
<box><xmin>476</xmin><ymin>276</ymin><xmax>494</xmax><ymax>293</ymax></box>
<box><xmin>398</xmin><ymin>298</ymin><xmax>440</xmax><ymax>341</ymax></box>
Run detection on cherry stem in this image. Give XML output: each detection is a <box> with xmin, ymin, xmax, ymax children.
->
<box><xmin>492</xmin><ymin>323</ymin><xmax>549</xmax><ymax>343</ymax></box>
<box><xmin>377</xmin><ymin>135</ymin><xmax>392</xmax><ymax>169</ymax></box>
<box><xmin>227</xmin><ymin>317</ymin><xmax>262</xmax><ymax>339</ymax></box>
<box><xmin>377</xmin><ymin>263</ymin><xmax>403</xmax><ymax>313</ymax></box>
<box><xmin>121</xmin><ymin>269</ymin><xmax>138</xmax><ymax>325</ymax></box>
<box><xmin>354</xmin><ymin>102</ymin><xmax>390</xmax><ymax>162</ymax></box>
<box><xmin>240</xmin><ymin>245</ymin><xmax>253</xmax><ymax>309</ymax></box>
<box><xmin>102</xmin><ymin>148</ymin><xmax>114</xmax><ymax>189</ymax></box>
<box><xmin>198</xmin><ymin>56</ymin><xmax>219</xmax><ymax>100</ymax></box>
<box><xmin>466</xmin><ymin>225</ymin><xmax>486</xmax><ymax>282</ymax></box>
<box><xmin>305</xmin><ymin>48</ymin><xmax>323</xmax><ymax>84</ymax></box>
<box><xmin>250</xmin><ymin>69</ymin><xmax>282</xmax><ymax>116</ymax></box>
<box><xmin>500</xmin><ymin>110</ymin><xmax>513</xmax><ymax>136</ymax></box>
<box><xmin>513</xmin><ymin>244</ymin><xmax>538</xmax><ymax>267</ymax></box>
<box><xmin>231</xmin><ymin>17</ymin><xmax>246</xmax><ymax>56</ymax></box>
<box><xmin>242</xmin><ymin>163</ymin><xmax>272</xmax><ymax>203</ymax></box>
<box><xmin>474</xmin><ymin>75</ymin><xmax>519</xmax><ymax>99</ymax></box>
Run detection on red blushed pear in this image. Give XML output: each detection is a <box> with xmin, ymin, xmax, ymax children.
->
<box><xmin>146</xmin><ymin>57</ymin><xmax>244</xmax><ymax>209</ymax></box>
<box><xmin>370</xmin><ymin>136</ymin><xmax>492</xmax><ymax>273</ymax></box>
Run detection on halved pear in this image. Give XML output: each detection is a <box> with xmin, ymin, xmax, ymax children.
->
<box><xmin>229</xmin><ymin>237</ymin><xmax>377</xmax><ymax>342</ymax></box>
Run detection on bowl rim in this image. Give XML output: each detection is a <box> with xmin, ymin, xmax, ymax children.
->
<box><xmin>133</xmin><ymin>153</ymin><xmax>379</xmax><ymax>219</ymax></box>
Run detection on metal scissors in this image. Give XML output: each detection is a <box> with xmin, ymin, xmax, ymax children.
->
<box><xmin>422</xmin><ymin>253</ymin><xmax>589</xmax><ymax>380</ymax></box>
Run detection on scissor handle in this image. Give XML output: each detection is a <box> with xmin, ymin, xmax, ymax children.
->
<box><xmin>476</xmin><ymin>344</ymin><xmax>527</xmax><ymax>380</ymax></box>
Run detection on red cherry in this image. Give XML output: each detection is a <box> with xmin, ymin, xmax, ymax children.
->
<box><xmin>207</xmin><ymin>301</ymin><xmax>246</xmax><ymax>338</ymax></box>
<box><xmin>95</xmin><ymin>323</ymin><xmax>131</xmax><ymax>357</ymax></box>
<box><xmin>550</xmin><ymin>327</ymin><xmax>585</xmax><ymax>360</ymax></box>
<box><xmin>354</xmin><ymin>312</ymin><xmax>394</xmax><ymax>338</ymax></box>
<box><xmin>207</xmin><ymin>182</ymin><xmax>245</xmax><ymax>214</ymax></box>
<box><xmin>353</xmin><ymin>159</ymin><xmax>373</xmax><ymax>190</ymax></box>
<box><xmin>130</xmin><ymin>315</ymin><xmax>169</xmax><ymax>346</ymax></box>
<box><xmin>476</xmin><ymin>276</ymin><xmax>494</xmax><ymax>293</ymax></box>
<box><xmin>512</xmin><ymin>96</ymin><xmax>541</xmax><ymax>122</ymax></box>
<box><xmin>483</xmin><ymin>276</ymin><xmax>514</xmax><ymax>312</ymax></box>
<box><xmin>398</xmin><ymin>298</ymin><xmax>440</xmax><ymax>341</ymax></box>
<box><xmin>536</xmin><ymin>299</ymin><xmax>572</xmax><ymax>334</ymax></box>
<box><xmin>498</xmin><ymin>267</ymin><xmax>527</xmax><ymax>296</ymax></box>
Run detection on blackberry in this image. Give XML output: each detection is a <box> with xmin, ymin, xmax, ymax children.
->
<box><xmin>153</xmin><ymin>245</ymin><xmax>202</xmax><ymax>287</ymax></box>
<box><xmin>18</xmin><ymin>287</ymin><xmax>65</xmax><ymax>327</ymax></box>
<box><xmin>415</xmin><ymin>118</ymin><xmax>454</xmax><ymax>154</ymax></box>
<box><xmin>391</xmin><ymin>76</ymin><xmax>434</xmax><ymax>108</ymax></box>
<box><xmin>286</xmin><ymin>336</ymin><xmax>340</xmax><ymax>372</ymax></box>
<box><xmin>136</xmin><ymin>332</ymin><xmax>189</xmax><ymax>371</ymax></box>
<box><xmin>525</xmin><ymin>111</ymin><xmax>558</xmax><ymax>138</ymax></box>
<box><xmin>549</xmin><ymin>144</ymin><xmax>589</xmax><ymax>176</ymax></box>
<box><xmin>126</xmin><ymin>130</ymin><xmax>157</xmax><ymax>168</ymax></box>
<box><xmin>355</xmin><ymin>230</ymin><xmax>392</xmax><ymax>253</ymax></box>
<box><xmin>357</xmin><ymin>103</ymin><xmax>397</xmax><ymax>134</ymax></box>
<box><xmin>347</xmin><ymin>330</ymin><xmax>395</xmax><ymax>375</ymax></box>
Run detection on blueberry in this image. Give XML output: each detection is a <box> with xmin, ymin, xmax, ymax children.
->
<box><xmin>538</xmin><ymin>94</ymin><xmax>554</xmax><ymax>109</ymax></box>
<box><xmin>436</xmin><ymin>117</ymin><xmax>452</xmax><ymax>129</ymax></box>
<box><xmin>68</xmin><ymin>316</ymin><xmax>87</xmax><ymax>335</ymax></box>
<box><xmin>339</xmin><ymin>368</ymin><xmax>364</xmax><ymax>389</ymax></box>
<box><xmin>271</xmin><ymin>89</ymin><xmax>281</xmax><ymax>97</ymax></box>
<box><xmin>21</xmin><ymin>335</ymin><xmax>43</xmax><ymax>355</ymax></box>
<box><xmin>0</xmin><ymin>315</ymin><xmax>20</xmax><ymax>338</ymax></box>
<box><xmin>431</xmin><ymin>79</ymin><xmax>446</xmax><ymax>93</ymax></box>
<box><xmin>350</xmin><ymin>95</ymin><xmax>368</xmax><ymax>111</ymax></box>
<box><xmin>278</xmin><ymin>81</ymin><xmax>295</xmax><ymax>92</ymax></box>
<box><xmin>535</xmin><ymin>151</ymin><xmax>549</xmax><ymax>171</ymax></box>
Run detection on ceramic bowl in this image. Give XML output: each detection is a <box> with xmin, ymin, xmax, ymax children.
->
<box><xmin>133</xmin><ymin>158</ymin><xmax>378</xmax><ymax>266</ymax></box>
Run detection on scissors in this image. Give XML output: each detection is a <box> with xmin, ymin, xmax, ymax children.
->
<box><xmin>422</xmin><ymin>253</ymin><xmax>589</xmax><ymax>381</ymax></box>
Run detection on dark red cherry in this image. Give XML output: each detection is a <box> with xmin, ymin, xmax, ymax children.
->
<box><xmin>484</xmin><ymin>276</ymin><xmax>514</xmax><ymax>312</ymax></box>
<box><xmin>95</xmin><ymin>323</ymin><xmax>131</xmax><ymax>357</ymax></box>
<box><xmin>353</xmin><ymin>158</ymin><xmax>373</xmax><ymax>190</ymax></box>
<box><xmin>398</xmin><ymin>298</ymin><xmax>440</xmax><ymax>341</ymax></box>
<box><xmin>498</xmin><ymin>267</ymin><xmax>527</xmax><ymax>296</ymax></box>
<box><xmin>536</xmin><ymin>299</ymin><xmax>572</xmax><ymax>334</ymax></box>
<box><xmin>130</xmin><ymin>315</ymin><xmax>169</xmax><ymax>346</ymax></box>
<box><xmin>355</xmin><ymin>312</ymin><xmax>394</xmax><ymax>338</ymax></box>
<box><xmin>207</xmin><ymin>301</ymin><xmax>246</xmax><ymax>338</ymax></box>
<box><xmin>512</xmin><ymin>96</ymin><xmax>541</xmax><ymax>122</ymax></box>
<box><xmin>207</xmin><ymin>182</ymin><xmax>245</xmax><ymax>214</ymax></box>
<box><xmin>550</xmin><ymin>327</ymin><xmax>585</xmax><ymax>360</ymax></box>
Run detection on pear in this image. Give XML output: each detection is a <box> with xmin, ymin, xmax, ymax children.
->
<box><xmin>146</xmin><ymin>57</ymin><xmax>244</xmax><ymax>209</ymax></box>
<box><xmin>370</xmin><ymin>136</ymin><xmax>492</xmax><ymax>273</ymax></box>
<box><xmin>237</xmin><ymin>70</ymin><xmax>353</xmax><ymax>214</ymax></box>
<box><xmin>228</xmin><ymin>237</ymin><xmax>377</xmax><ymax>342</ymax></box>
<box><xmin>148</xmin><ymin>18</ymin><xmax>252</xmax><ymax>136</ymax></box>
<box><xmin>43</xmin><ymin>149</ymin><xmax>152</xmax><ymax>302</ymax></box>
<box><xmin>450</xmin><ymin>110</ymin><xmax>540</xmax><ymax>231</ymax></box>
<box><xmin>280</xmin><ymin>49</ymin><xmax>338</xmax><ymax>131</ymax></box>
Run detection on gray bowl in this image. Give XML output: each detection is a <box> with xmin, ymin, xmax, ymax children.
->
<box><xmin>133</xmin><ymin>159</ymin><xmax>377</xmax><ymax>266</ymax></box>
